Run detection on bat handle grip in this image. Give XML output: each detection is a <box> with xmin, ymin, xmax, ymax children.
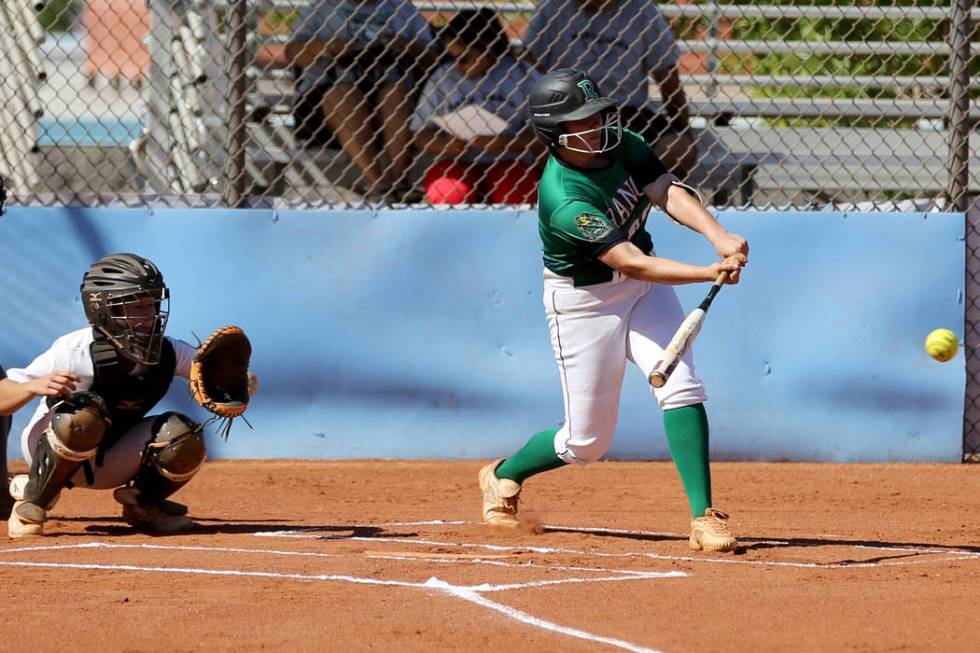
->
<box><xmin>714</xmin><ymin>270</ymin><xmax>730</xmax><ymax>285</ymax></box>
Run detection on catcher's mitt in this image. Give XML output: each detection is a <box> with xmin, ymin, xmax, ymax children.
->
<box><xmin>189</xmin><ymin>325</ymin><xmax>252</xmax><ymax>438</ymax></box>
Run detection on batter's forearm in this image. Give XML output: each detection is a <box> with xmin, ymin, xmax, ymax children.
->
<box><xmin>618</xmin><ymin>257</ymin><xmax>716</xmax><ymax>284</ymax></box>
<box><xmin>600</xmin><ymin>242</ymin><xmax>716</xmax><ymax>284</ymax></box>
<box><xmin>665</xmin><ymin>185</ymin><xmax>726</xmax><ymax>240</ymax></box>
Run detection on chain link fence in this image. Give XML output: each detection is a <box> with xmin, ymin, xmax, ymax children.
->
<box><xmin>0</xmin><ymin>0</ymin><xmax>975</xmax><ymax>210</ymax></box>
<box><xmin>0</xmin><ymin>1</ymin><xmax>977</xmax><ymax>455</ymax></box>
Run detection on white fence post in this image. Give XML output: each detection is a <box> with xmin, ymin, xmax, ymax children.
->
<box><xmin>0</xmin><ymin>2</ymin><xmax>43</xmax><ymax>195</ymax></box>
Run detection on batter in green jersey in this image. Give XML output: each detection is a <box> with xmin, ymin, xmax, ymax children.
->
<box><xmin>479</xmin><ymin>69</ymin><xmax>749</xmax><ymax>553</ymax></box>
<box><xmin>538</xmin><ymin>127</ymin><xmax>664</xmax><ymax>286</ymax></box>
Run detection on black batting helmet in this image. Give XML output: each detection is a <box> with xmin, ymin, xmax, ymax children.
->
<box><xmin>528</xmin><ymin>68</ymin><xmax>619</xmax><ymax>151</ymax></box>
<box><xmin>81</xmin><ymin>253</ymin><xmax>170</xmax><ymax>364</ymax></box>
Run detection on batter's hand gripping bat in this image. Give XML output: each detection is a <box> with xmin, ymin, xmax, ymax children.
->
<box><xmin>648</xmin><ymin>271</ymin><xmax>729</xmax><ymax>388</ymax></box>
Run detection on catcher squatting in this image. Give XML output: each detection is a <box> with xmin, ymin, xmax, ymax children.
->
<box><xmin>0</xmin><ymin>253</ymin><xmax>256</xmax><ymax>537</ymax></box>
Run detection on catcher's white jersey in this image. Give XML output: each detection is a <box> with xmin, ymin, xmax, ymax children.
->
<box><xmin>5</xmin><ymin>327</ymin><xmax>195</xmax><ymax>463</ymax></box>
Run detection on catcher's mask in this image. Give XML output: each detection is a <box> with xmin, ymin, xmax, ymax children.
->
<box><xmin>81</xmin><ymin>253</ymin><xmax>170</xmax><ymax>364</ymax></box>
<box><xmin>528</xmin><ymin>68</ymin><xmax>621</xmax><ymax>154</ymax></box>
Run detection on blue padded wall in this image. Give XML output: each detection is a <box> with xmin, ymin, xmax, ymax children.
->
<box><xmin>0</xmin><ymin>208</ymin><xmax>964</xmax><ymax>461</ymax></box>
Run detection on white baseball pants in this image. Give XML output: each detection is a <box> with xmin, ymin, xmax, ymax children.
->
<box><xmin>543</xmin><ymin>269</ymin><xmax>707</xmax><ymax>465</ymax></box>
<box><xmin>22</xmin><ymin>416</ymin><xmax>159</xmax><ymax>489</ymax></box>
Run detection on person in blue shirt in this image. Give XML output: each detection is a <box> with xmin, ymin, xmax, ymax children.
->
<box><xmin>410</xmin><ymin>9</ymin><xmax>543</xmax><ymax>204</ymax></box>
<box><xmin>524</xmin><ymin>0</ymin><xmax>696</xmax><ymax>179</ymax></box>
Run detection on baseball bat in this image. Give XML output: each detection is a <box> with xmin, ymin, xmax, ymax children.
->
<box><xmin>648</xmin><ymin>270</ymin><xmax>729</xmax><ymax>388</ymax></box>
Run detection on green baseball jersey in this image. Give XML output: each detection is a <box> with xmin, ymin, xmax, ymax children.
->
<box><xmin>537</xmin><ymin>129</ymin><xmax>669</xmax><ymax>286</ymax></box>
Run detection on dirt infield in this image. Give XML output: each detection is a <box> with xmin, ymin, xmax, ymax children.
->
<box><xmin>1</xmin><ymin>460</ymin><xmax>977</xmax><ymax>652</ymax></box>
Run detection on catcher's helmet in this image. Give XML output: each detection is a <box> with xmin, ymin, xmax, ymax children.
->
<box><xmin>81</xmin><ymin>253</ymin><xmax>170</xmax><ymax>364</ymax></box>
<box><xmin>528</xmin><ymin>68</ymin><xmax>621</xmax><ymax>153</ymax></box>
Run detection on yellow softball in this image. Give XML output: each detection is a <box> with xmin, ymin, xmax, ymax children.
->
<box><xmin>925</xmin><ymin>328</ymin><xmax>959</xmax><ymax>362</ymax></box>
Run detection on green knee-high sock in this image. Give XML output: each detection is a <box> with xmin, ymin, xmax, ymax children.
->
<box><xmin>495</xmin><ymin>429</ymin><xmax>566</xmax><ymax>484</ymax></box>
<box><xmin>663</xmin><ymin>403</ymin><xmax>712</xmax><ymax>518</ymax></box>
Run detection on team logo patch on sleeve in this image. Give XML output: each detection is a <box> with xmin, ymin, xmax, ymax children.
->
<box><xmin>575</xmin><ymin>213</ymin><xmax>613</xmax><ymax>241</ymax></box>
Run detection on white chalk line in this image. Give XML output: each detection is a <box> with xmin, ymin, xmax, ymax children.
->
<box><xmin>473</xmin><ymin>571</ymin><xmax>684</xmax><ymax>593</ymax></box>
<box><xmin>0</xmin><ymin>560</ymin><xmax>424</xmax><ymax>588</ymax></box>
<box><xmin>0</xmin><ymin>541</ymin><xmax>684</xmax><ymax>584</ymax></box>
<box><xmin>381</xmin><ymin>520</ymin><xmax>468</xmax><ymax>526</ymax></box>
<box><xmin>4</xmin><ymin>529</ymin><xmax>974</xmax><ymax>653</ymax></box>
<box><xmin>561</xmin><ymin>526</ymin><xmax>980</xmax><ymax>560</ymax></box>
<box><xmin>8</xmin><ymin>524</ymin><xmax>976</xmax><ymax>652</ymax></box>
<box><xmin>369</xmin><ymin>553</ymin><xmax>670</xmax><ymax>578</ymax></box>
<box><xmin>545</xmin><ymin>524</ymin><xmax>786</xmax><ymax>548</ymax></box>
<box><xmin>257</xmin><ymin>521</ymin><xmax>980</xmax><ymax>566</ymax></box>
<box><xmin>425</xmin><ymin>578</ymin><xmax>663</xmax><ymax>653</ymax></box>
<box><xmin>0</xmin><ymin>541</ymin><xmax>343</xmax><ymax>559</ymax></box>
<box><xmin>510</xmin><ymin>523</ymin><xmax>980</xmax><ymax>559</ymax></box>
<box><xmin>379</xmin><ymin>521</ymin><xmax>980</xmax><ymax>560</ymax></box>
<box><xmin>257</xmin><ymin>529</ymin><xmax>980</xmax><ymax>570</ymax></box>
<box><xmin>378</xmin><ymin>521</ymin><xmax>783</xmax><ymax>546</ymax></box>
<box><xmin>0</xmin><ymin>546</ymin><xmax>671</xmax><ymax>653</ymax></box>
<box><xmin>0</xmin><ymin>540</ymin><xmax>682</xmax><ymax>592</ymax></box>
<box><xmin>851</xmin><ymin>543</ymin><xmax>980</xmax><ymax>558</ymax></box>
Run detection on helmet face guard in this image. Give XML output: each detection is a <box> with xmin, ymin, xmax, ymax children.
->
<box><xmin>556</xmin><ymin>109</ymin><xmax>622</xmax><ymax>154</ymax></box>
<box><xmin>81</xmin><ymin>253</ymin><xmax>170</xmax><ymax>365</ymax></box>
<box><xmin>102</xmin><ymin>288</ymin><xmax>170</xmax><ymax>365</ymax></box>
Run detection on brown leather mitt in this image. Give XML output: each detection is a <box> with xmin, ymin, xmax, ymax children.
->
<box><xmin>188</xmin><ymin>326</ymin><xmax>252</xmax><ymax>436</ymax></box>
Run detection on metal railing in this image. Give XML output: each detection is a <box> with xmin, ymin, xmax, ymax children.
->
<box><xmin>0</xmin><ymin>2</ymin><xmax>45</xmax><ymax>192</ymax></box>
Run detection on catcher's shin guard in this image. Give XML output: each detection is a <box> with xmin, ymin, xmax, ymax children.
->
<box><xmin>15</xmin><ymin>393</ymin><xmax>110</xmax><ymax>526</ymax></box>
<box><xmin>115</xmin><ymin>413</ymin><xmax>203</xmax><ymax>534</ymax></box>
<box><xmin>133</xmin><ymin>412</ymin><xmax>206</xmax><ymax>506</ymax></box>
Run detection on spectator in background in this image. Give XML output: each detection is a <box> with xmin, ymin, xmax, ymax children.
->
<box><xmin>411</xmin><ymin>9</ymin><xmax>543</xmax><ymax>205</ymax></box>
<box><xmin>523</xmin><ymin>0</ymin><xmax>697</xmax><ymax>179</ymax></box>
<box><xmin>286</xmin><ymin>1</ymin><xmax>440</xmax><ymax>199</ymax></box>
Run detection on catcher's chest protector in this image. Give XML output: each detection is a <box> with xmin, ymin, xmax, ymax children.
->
<box><xmin>90</xmin><ymin>330</ymin><xmax>176</xmax><ymax>438</ymax></box>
